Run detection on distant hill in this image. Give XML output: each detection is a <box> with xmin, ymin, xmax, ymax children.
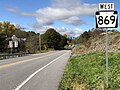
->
<box><xmin>72</xmin><ymin>29</ymin><xmax>120</xmax><ymax>54</ymax></box>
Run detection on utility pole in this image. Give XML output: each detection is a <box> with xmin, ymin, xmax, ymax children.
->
<box><xmin>39</xmin><ymin>33</ymin><xmax>41</xmax><ymax>52</ymax></box>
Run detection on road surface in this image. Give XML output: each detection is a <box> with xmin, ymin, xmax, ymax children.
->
<box><xmin>0</xmin><ymin>50</ymin><xmax>71</xmax><ymax>90</ymax></box>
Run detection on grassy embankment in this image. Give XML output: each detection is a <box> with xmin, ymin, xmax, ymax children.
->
<box><xmin>59</xmin><ymin>52</ymin><xmax>120</xmax><ymax>90</ymax></box>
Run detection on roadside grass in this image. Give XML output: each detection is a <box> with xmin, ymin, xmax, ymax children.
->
<box><xmin>59</xmin><ymin>52</ymin><xmax>120</xmax><ymax>90</ymax></box>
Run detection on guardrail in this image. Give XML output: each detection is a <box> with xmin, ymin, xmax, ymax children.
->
<box><xmin>0</xmin><ymin>52</ymin><xmax>29</xmax><ymax>60</ymax></box>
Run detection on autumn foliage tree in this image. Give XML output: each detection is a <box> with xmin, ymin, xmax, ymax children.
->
<box><xmin>0</xmin><ymin>21</ymin><xmax>16</xmax><ymax>36</ymax></box>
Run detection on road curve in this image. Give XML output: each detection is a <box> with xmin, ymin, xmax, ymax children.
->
<box><xmin>0</xmin><ymin>50</ymin><xmax>71</xmax><ymax>90</ymax></box>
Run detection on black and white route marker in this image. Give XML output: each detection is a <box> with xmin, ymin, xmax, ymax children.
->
<box><xmin>96</xmin><ymin>11</ymin><xmax>118</xmax><ymax>28</ymax></box>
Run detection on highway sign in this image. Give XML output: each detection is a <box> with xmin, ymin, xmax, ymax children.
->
<box><xmin>96</xmin><ymin>11</ymin><xmax>118</xmax><ymax>28</ymax></box>
<box><xmin>14</xmin><ymin>41</ymin><xmax>18</xmax><ymax>48</ymax></box>
<box><xmin>9</xmin><ymin>41</ymin><xmax>13</xmax><ymax>48</ymax></box>
<box><xmin>99</xmin><ymin>3</ymin><xmax>114</xmax><ymax>11</ymax></box>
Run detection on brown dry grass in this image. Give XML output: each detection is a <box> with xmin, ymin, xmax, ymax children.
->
<box><xmin>72</xmin><ymin>32</ymin><xmax>120</xmax><ymax>54</ymax></box>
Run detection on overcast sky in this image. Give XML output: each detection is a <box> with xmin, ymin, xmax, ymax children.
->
<box><xmin>0</xmin><ymin>0</ymin><xmax>120</xmax><ymax>36</ymax></box>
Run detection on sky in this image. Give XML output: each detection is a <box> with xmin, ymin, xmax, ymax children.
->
<box><xmin>0</xmin><ymin>0</ymin><xmax>120</xmax><ymax>36</ymax></box>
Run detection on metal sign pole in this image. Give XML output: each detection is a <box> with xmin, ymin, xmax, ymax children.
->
<box><xmin>106</xmin><ymin>28</ymin><xmax>108</xmax><ymax>88</ymax></box>
<box><xmin>11</xmin><ymin>48</ymin><xmax>13</xmax><ymax>54</ymax></box>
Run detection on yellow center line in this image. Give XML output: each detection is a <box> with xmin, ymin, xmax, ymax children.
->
<box><xmin>0</xmin><ymin>52</ymin><xmax>58</xmax><ymax>69</ymax></box>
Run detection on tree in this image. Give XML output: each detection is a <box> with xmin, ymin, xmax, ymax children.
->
<box><xmin>0</xmin><ymin>34</ymin><xmax>7</xmax><ymax>52</ymax></box>
<box><xmin>63</xmin><ymin>34</ymin><xmax>67</xmax><ymax>38</ymax></box>
<box><xmin>25</xmin><ymin>35</ymin><xmax>38</xmax><ymax>53</ymax></box>
<box><xmin>42</xmin><ymin>28</ymin><xmax>60</xmax><ymax>49</ymax></box>
<box><xmin>59</xmin><ymin>35</ymin><xmax>67</xmax><ymax>49</ymax></box>
<box><xmin>12</xmin><ymin>29</ymin><xmax>27</xmax><ymax>38</ymax></box>
<box><xmin>0</xmin><ymin>21</ymin><xmax>16</xmax><ymax>36</ymax></box>
<box><xmin>23</xmin><ymin>31</ymin><xmax>39</xmax><ymax>53</ymax></box>
<box><xmin>42</xmin><ymin>28</ymin><xmax>67</xmax><ymax>50</ymax></box>
<box><xmin>78</xmin><ymin>31</ymin><xmax>91</xmax><ymax>43</ymax></box>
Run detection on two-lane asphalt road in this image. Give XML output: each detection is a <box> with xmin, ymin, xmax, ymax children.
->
<box><xmin>0</xmin><ymin>50</ymin><xmax>71</xmax><ymax>90</ymax></box>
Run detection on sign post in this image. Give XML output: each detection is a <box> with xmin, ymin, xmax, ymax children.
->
<box><xmin>96</xmin><ymin>2</ymin><xmax>118</xmax><ymax>88</ymax></box>
<box><xmin>106</xmin><ymin>28</ymin><xmax>108</xmax><ymax>88</ymax></box>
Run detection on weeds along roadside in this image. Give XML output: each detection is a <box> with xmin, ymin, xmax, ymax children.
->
<box><xmin>58</xmin><ymin>52</ymin><xmax>120</xmax><ymax>90</ymax></box>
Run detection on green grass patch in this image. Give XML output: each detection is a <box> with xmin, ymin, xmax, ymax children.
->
<box><xmin>59</xmin><ymin>52</ymin><xmax>120</xmax><ymax>90</ymax></box>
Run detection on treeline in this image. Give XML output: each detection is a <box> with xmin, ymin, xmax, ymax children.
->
<box><xmin>0</xmin><ymin>21</ymin><xmax>67</xmax><ymax>53</ymax></box>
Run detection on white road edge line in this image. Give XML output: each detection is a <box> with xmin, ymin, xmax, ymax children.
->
<box><xmin>14</xmin><ymin>51</ymin><xmax>69</xmax><ymax>90</ymax></box>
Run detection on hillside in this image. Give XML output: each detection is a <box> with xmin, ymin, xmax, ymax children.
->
<box><xmin>72</xmin><ymin>29</ymin><xmax>120</xmax><ymax>54</ymax></box>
